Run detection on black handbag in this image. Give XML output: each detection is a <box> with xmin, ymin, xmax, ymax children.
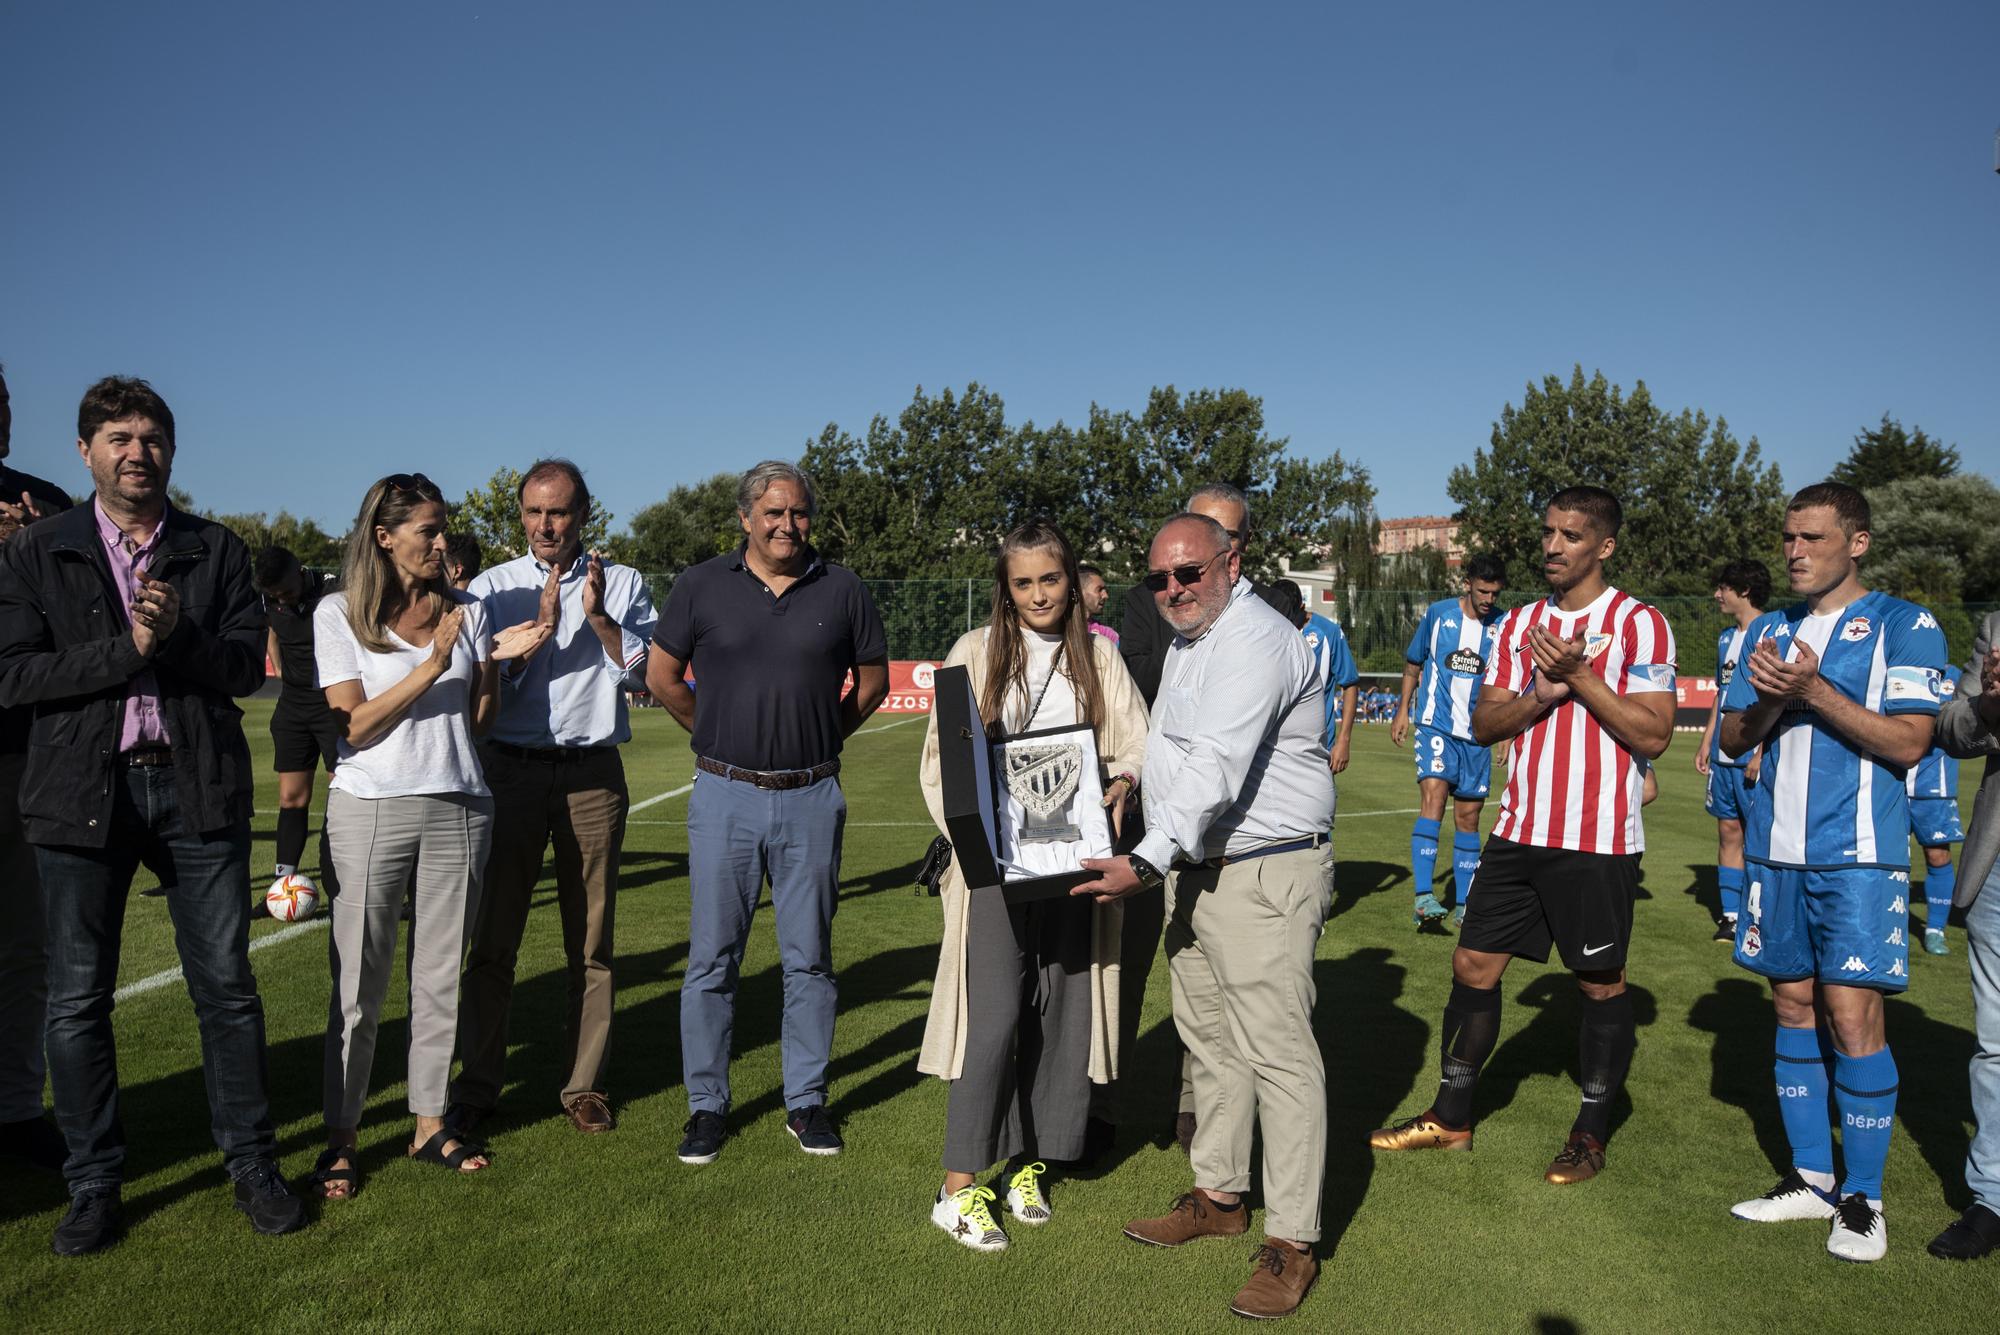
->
<box><xmin>915</xmin><ymin>834</ymin><xmax>953</xmax><ymax>897</ymax></box>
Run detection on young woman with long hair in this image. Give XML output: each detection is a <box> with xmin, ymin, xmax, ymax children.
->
<box><xmin>916</xmin><ymin>519</ymin><xmax>1148</xmax><ymax>1251</ymax></box>
<box><xmin>307</xmin><ymin>474</ymin><xmax>548</xmax><ymax>1199</ymax></box>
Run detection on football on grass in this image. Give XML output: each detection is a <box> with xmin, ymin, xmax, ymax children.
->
<box><xmin>265</xmin><ymin>874</ymin><xmax>320</xmax><ymax>922</ymax></box>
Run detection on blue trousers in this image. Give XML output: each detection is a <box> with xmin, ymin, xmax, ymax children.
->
<box><xmin>1966</xmin><ymin>859</ymin><xmax>2000</xmax><ymax>1215</ymax></box>
<box><xmin>681</xmin><ymin>771</ymin><xmax>846</xmax><ymax>1115</ymax></box>
<box><xmin>36</xmin><ymin>764</ymin><xmax>274</xmax><ymax>1196</ymax></box>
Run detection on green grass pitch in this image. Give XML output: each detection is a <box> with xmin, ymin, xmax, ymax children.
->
<box><xmin>0</xmin><ymin>704</ymin><xmax>1988</xmax><ymax>1332</ymax></box>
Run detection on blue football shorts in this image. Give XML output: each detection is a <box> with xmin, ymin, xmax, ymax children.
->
<box><xmin>1907</xmin><ymin>796</ymin><xmax>1964</xmax><ymax>847</ymax></box>
<box><xmin>1733</xmin><ymin>862</ymin><xmax>1910</xmax><ymax>992</ymax></box>
<box><xmin>1704</xmin><ymin>762</ymin><xmax>1754</xmax><ymax>822</ymax></box>
<box><xmin>1413</xmin><ymin>724</ymin><xmax>1491</xmax><ymax>800</ymax></box>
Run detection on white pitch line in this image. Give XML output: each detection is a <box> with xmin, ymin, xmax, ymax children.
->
<box><xmin>114</xmin><ymin>918</ymin><xmax>329</xmax><ymax>1003</ymax></box>
<box><xmin>630</xmin><ymin>782</ymin><xmax>695</xmax><ymax>815</ymax></box>
<box><xmin>856</xmin><ymin>714</ymin><xmax>926</xmax><ymax>734</ymax></box>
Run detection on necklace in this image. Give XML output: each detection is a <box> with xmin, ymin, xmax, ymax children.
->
<box><xmin>1018</xmin><ymin>639</ymin><xmax>1067</xmax><ymax>733</ymax></box>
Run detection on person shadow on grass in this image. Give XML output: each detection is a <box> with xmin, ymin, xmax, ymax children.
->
<box><xmin>1471</xmin><ymin>973</ymin><xmax>1659</xmax><ymax>1141</ymax></box>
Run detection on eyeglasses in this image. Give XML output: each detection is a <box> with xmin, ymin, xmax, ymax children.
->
<box><xmin>381</xmin><ymin>472</ymin><xmax>442</xmax><ymax>499</ymax></box>
<box><xmin>1141</xmin><ymin>549</ymin><xmax>1227</xmax><ymax>593</ymax></box>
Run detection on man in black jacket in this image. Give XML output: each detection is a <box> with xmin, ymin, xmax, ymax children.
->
<box><xmin>0</xmin><ymin>376</ymin><xmax>303</xmax><ymax>1255</ymax></box>
<box><xmin>0</xmin><ymin>363</ymin><xmax>73</xmax><ymax>1173</ymax></box>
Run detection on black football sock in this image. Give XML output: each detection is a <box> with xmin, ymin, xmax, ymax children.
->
<box><xmin>1573</xmin><ymin>991</ymin><xmax>1635</xmax><ymax>1142</ymax></box>
<box><xmin>274</xmin><ymin>807</ymin><xmax>308</xmax><ymax>877</ymax></box>
<box><xmin>1433</xmin><ymin>981</ymin><xmax>1502</xmax><ymax>1129</ymax></box>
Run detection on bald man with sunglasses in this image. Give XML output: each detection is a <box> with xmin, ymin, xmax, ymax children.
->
<box><xmin>1078</xmin><ymin>511</ymin><xmax>1334</xmax><ymax>1320</ymax></box>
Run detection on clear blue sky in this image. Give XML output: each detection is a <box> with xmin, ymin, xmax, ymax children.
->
<box><xmin>3</xmin><ymin>0</ymin><xmax>1994</xmax><ymax>534</ymax></box>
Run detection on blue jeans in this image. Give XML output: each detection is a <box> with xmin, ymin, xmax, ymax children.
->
<box><xmin>681</xmin><ymin>771</ymin><xmax>845</xmax><ymax>1115</ymax></box>
<box><xmin>1967</xmin><ymin>859</ymin><xmax>2000</xmax><ymax>1215</ymax></box>
<box><xmin>36</xmin><ymin>763</ymin><xmax>274</xmax><ymax>1196</ymax></box>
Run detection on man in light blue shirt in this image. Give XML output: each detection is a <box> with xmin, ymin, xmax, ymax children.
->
<box><xmin>450</xmin><ymin>459</ymin><xmax>657</xmax><ymax>1138</ymax></box>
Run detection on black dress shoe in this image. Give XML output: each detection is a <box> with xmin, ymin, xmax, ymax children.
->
<box><xmin>1928</xmin><ymin>1203</ymin><xmax>2000</xmax><ymax>1261</ymax></box>
<box><xmin>51</xmin><ymin>1190</ymin><xmax>122</xmax><ymax>1256</ymax></box>
<box><xmin>0</xmin><ymin>1115</ymin><xmax>69</xmax><ymax>1172</ymax></box>
<box><xmin>233</xmin><ymin>1157</ymin><xmax>306</xmax><ymax>1236</ymax></box>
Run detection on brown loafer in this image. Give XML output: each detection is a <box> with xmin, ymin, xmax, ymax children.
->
<box><xmin>1123</xmin><ymin>1191</ymin><xmax>1251</xmax><ymax>1247</ymax></box>
<box><xmin>564</xmin><ymin>1093</ymin><xmax>615</xmax><ymax>1134</ymax></box>
<box><xmin>1544</xmin><ymin>1131</ymin><xmax>1604</xmax><ymax>1184</ymax></box>
<box><xmin>1231</xmin><ymin>1240</ymin><xmax>1318</xmax><ymax>1320</ymax></box>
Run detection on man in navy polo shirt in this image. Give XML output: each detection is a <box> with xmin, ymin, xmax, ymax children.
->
<box><xmin>647</xmin><ymin>460</ymin><xmax>888</xmax><ymax>1165</ymax></box>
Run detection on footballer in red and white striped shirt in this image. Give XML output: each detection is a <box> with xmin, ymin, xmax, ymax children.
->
<box><xmin>1370</xmin><ymin>486</ymin><xmax>1678</xmax><ymax>1187</ymax></box>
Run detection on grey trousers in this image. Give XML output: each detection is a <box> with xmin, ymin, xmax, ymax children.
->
<box><xmin>0</xmin><ymin>751</ymin><xmax>47</xmax><ymax>1122</ymax></box>
<box><xmin>943</xmin><ymin>885</ymin><xmax>1094</xmax><ymax>1174</ymax></box>
<box><xmin>323</xmin><ymin>790</ymin><xmax>493</xmax><ymax>1128</ymax></box>
<box><xmin>1167</xmin><ymin>847</ymin><xmax>1330</xmax><ymax>1243</ymax></box>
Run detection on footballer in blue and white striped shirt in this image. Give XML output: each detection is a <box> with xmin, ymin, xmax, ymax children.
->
<box><xmin>1719</xmin><ymin>482</ymin><xmax>1949</xmax><ymax>1263</ymax></box>
<box><xmin>1391</xmin><ymin>554</ymin><xmax>1506</xmax><ymax>927</ymax></box>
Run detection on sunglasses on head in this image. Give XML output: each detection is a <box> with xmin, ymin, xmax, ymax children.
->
<box><xmin>382</xmin><ymin>472</ymin><xmax>442</xmax><ymax>499</ymax></box>
<box><xmin>1141</xmin><ymin>549</ymin><xmax>1226</xmax><ymax>592</ymax></box>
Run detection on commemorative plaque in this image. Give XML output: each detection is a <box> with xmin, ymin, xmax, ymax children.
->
<box><xmin>934</xmin><ymin>664</ymin><xmax>1113</xmax><ymax>904</ymax></box>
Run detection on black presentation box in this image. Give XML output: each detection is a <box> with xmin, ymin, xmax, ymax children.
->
<box><xmin>934</xmin><ymin>663</ymin><xmax>1111</xmax><ymax>905</ymax></box>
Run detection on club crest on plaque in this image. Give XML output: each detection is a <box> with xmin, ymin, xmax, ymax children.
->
<box><xmin>1005</xmin><ymin>741</ymin><xmax>1083</xmax><ymax>842</ymax></box>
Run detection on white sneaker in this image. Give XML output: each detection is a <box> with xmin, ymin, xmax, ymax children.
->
<box><xmin>932</xmin><ymin>1185</ymin><xmax>1008</xmax><ymax>1253</ymax></box>
<box><xmin>1827</xmin><ymin>1194</ymin><xmax>1887</xmax><ymax>1262</ymax></box>
<box><xmin>1004</xmin><ymin>1161</ymin><xmax>1051</xmax><ymax>1225</ymax></box>
<box><xmin>1730</xmin><ymin>1170</ymin><xmax>1836</xmax><ymax>1222</ymax></box>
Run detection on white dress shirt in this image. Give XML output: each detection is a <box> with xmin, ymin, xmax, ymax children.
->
<box><xmin>472</xmin><ymin>552</ymin><xmax>658</xmax><ymax>748</ymax></box>
<box><xmin>1132</xmin><ymin>578</ymin><xmax>1335</xmax><ymax>868</ymax></box>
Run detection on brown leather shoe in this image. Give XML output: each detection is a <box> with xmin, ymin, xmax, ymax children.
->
<box><xmin>564</xmin><ymin>1093</ymin><xmax>615</xmax><ymax>1134</ymax></box>
<box><xmin>1544</xmin><ymin>1131</ymin><xmax>1604</xmax><ymax>1184</ymax></box>
<box><xmin>1123</xmin><ymin>1191</ymin><xmax>1251</xmax><ymax>1247</ymax></box>
<box><xmin>1368</xmin><ymin>1110</ymin><xmax>1472</xmax><ymax>1152</ymax></box>
<box><xmin>1231</xmin><ymin>1240</ymin><xmax>1318</xmax><ymax>1320</ymax></box>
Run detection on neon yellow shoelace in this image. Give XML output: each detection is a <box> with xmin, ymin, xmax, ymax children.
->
<box><xmin>953</xmin><ymin>1185</ymin><xmax>1000</xmax><ymax>1230</ymax></box>
<box><xmin>1007</xmin><ymin>1162</ymin><xmax>1047</xmax><ymax>1210</ymax></box>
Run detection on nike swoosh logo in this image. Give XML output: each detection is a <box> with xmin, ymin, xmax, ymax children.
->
<box><xmin>1582</xmin><ymin>943</ymin><xmax>1613</xmax><ymax>956</ymax></box>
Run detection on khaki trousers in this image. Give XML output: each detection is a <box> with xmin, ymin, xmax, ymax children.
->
<box><xmin>455</xmin><ymin>746</ymin><xmax>626</xmax><ymax>1110</ymax></box>
<box><xmin>1166</xmin><ymin>846</ymin><xmax>1330</xmax><ymax>1243</ymax></box>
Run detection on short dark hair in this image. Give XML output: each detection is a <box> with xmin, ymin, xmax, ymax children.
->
<box><xmin>252</xmin><ymin>545</ymin><xmax>299</xmax><ymax>594</ymax></box>
<box><xmin>444</xmin><ymin>531</ymin><xmax>482</xmax><ymax>580</ymax></box>
<box><xmin>78</xmin><ymin>376</ymin><xmax>175</xmax><ymax>448</ymax></box>
<box><xmin>1464</xmin><ymin>553</ymin><xmax>1505</xmax><ymax>585</ymax></box>
<box><xmin>1545</xmin><ymin>485</ymin><xmax>1623</xmax><ymax>538</ymax></box>
<box><xmin>1711</xmin><ymin>558</ymin><xmax>1771</xmax><ymax>609</ymax></box>
<box><xmin>1269</xmin><ymin>578</ymin><xmax>1306</xmax><ymax>626</ymax></box>
<box><xmin>517</xmin><ymin>458</ymin><xmax>591</xmax><ymax>522</ymax></box>
<box><xmin>1787</xmin><ymin>481</ymin><xmax>1870</xmax><ymax>537</ymax></box>
<box><xmin>1077</xmin><ymin>562</ymin><xmax>1105</xmax><ymax>582</ymax></box>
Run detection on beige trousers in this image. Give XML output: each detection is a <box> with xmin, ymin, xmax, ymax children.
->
<box><xmin>1166</xmin><ymin>846</ymin><xmax>1330</xmax><ymax>1243</ymax></box>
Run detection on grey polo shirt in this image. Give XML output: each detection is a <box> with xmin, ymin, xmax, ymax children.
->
<box><xmin>653</xmin><ymin>545</ymin><xmax>888</xmax><ymax>772</ymax></box>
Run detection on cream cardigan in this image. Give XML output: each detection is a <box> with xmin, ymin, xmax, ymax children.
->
<box><xmin>916</xmin><ymin>626</ymin><xmax>1150</xmax><ymax>1083</ymax></box>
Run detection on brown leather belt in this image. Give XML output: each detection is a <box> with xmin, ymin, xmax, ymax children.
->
<box><xmin>122</xmin><ymin>747</ymin><xmax>175</xmax><ymax>768</ymax></box>
<box><xmin>1173</xmin><ymin>833</ymin><xmax>1325</xmax><ymax>872</ymax></box>
<box><xmin>696</xmin><ymin>756</ymin><xmax>839</xmax><ymax>791</ymax></box>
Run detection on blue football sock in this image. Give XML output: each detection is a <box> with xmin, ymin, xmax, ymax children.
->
<box><xmin>1716</xmin><ymin>865</ymin><xmax>1744</xmax><ymax>921</ymax></box>
<box><xmin>1773</xmin><ymin>1025</ymin><xmax>1834</xmax><ymax>1178</ymax></box>
<box><xmin>1411</xmin><ymin>818</ymin><xmax>1441</xmax><ymax>899</ymax></box>
<box><xmin>1925</xmin><ymin>861</ymin><xmax>1955</xmax><ymax>933</ymax></box>
<box><xmin>1833</xmin><ymin>1047</ymin><xmax>1899</xmax><ymax>1201</ymax></box>
<box><xmin>1452</xmin><ymin>832</ymin><xmax>1482</xmax><ymax>907</ymax></box>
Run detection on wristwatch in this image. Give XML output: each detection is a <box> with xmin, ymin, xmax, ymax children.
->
<box><xmin>1129</xmin><ymin>854</ymin><xmax>1166</xmax><ymax>891</ymax></box>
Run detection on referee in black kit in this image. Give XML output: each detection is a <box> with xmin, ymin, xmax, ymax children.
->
<box><xmin>254</xmin><ymin>546</ymin><xmax>341</xmax><ymax>902</ymax></box>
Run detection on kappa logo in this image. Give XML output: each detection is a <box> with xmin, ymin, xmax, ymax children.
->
<box><xmin>1889</xmin><ymin>895</ymin><xmax>1906</xmax><ymax>914</ymax></box>
<box><xmin>1841</xmin><ymin>616</ymin><xmax>1872</xmax><ymax>642</ymax></box>
<box><xmin>1932</xmin><ymin>829</ymin><xmax>1949</xmax><ymax>841</ymax></box>
<box><xmin>1890</xmin><ymin>871</ymin><xmax>1909</xmax><ymax>885</ymax></box>
<box><xmin>1446</xmin><ymin>648</ymin><xmax>1485</xmax><ymax>674</ymax></box>
<box><xmin>1770</xmin><ymin>622</ymin><xmax>1794</xmax><ymax>639</ymax></box>
<box><xmin>1914</xmin><ymin>612</ymin><xmax>1938</xmax><ymax>630</ymax></box>
<box><xmin>1841</xmin><ymin>955</ymin><xmax>1867</xmax><ymax>972</ymax></box>
<box><xmin>1584</xmin><ymin>632</ymin><xmax>1613</xmax><ymax>661</ymax></box>
<box><xmin>1890</xmin><ymin>959</ymin><xmax>1906</xmax><ymax>978</ymax></box>
<box><xmin>1886</xmin><ymin>928</ymin><xmax>1903</xmax><ymax>946</ymax></box>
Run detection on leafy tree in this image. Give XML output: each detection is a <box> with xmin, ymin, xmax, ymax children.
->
<box><xmin>1447</xmin><ymin>366</ymin><xmax>1787</xmax><ymax>598</ymax></box>
<box><xmin>209</xmin><ymin>511</ymin><xmax>346</xmax><ymax>568</ymax></box>
<box><xmin>1829</xmin><ymin>414</ymin><xmax>1960</xmax><ymax>489</ymax></box>
<box><xmin>611</xmin><ymin>472</ymin><xmax>743</xmax><ymax>577</ymax></box>
<box><xmin>1863</xmin><ymin>472</ymin><xmax>2000</xmax><ymax>667</ymax></box>
<box><xmin>451</xmin><ymin>466</ymin><xmax>613</xmax><ymax>563</ymax></box>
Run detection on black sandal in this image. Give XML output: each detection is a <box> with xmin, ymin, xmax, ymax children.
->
<box><xmin>408</xmin><ymin>1128</ymin><xmax>490</xmax><ymax>1173</ymax></box>
<box><xmin>309</xmin><ymin>1145</ymin><xmax>362</xmax><ymax>1199</ymax></box>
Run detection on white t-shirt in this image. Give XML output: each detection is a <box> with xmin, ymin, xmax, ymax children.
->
<box><xmin>313</xmin><ymin>589</ymin><xmax>491</xmax><ymax>799</ymax></box>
